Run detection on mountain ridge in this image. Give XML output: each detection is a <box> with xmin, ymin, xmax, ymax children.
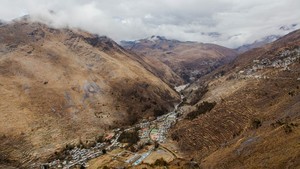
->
<box><xmin>0</xmin><ymin>20</ymin><xmax>180</xmax><ymax>168</ymax></box>
<box><xmin>121</xmin><ymin>36</ymin><xmax>238</xmax><ymax>84</ymax></box>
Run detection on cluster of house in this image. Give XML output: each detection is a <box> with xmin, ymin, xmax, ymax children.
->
<box><xmin>237</xmin><ymin>47</ymin><xmax>300</xmax><ymax>79</ymax></box>
<box><xmin>156</xmin><ymin>113</ymin><xmax>177</xmax><ymax>143</ymax></box>
<box><xmin>38</xmin><ymin>97</ymin><xmax>183</xmax><ymax>169</ymax></box>
<box><xmin>39</xmin><ymin>142</ymin><xmax>108</xmax><ymax>169</ymax></box>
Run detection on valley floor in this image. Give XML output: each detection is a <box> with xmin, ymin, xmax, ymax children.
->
<box><xmin>36</xmin><ymin>91</ymin><xmax>188</xmax><ymax>169</ymax></box>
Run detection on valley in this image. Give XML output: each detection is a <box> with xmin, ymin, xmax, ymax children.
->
<box><xmin>121</xmin><ymin>36</ymin><xmax>237</xmax><ymax>85</ymax></box>
<box><xmin>35</xmin><ymin>86</ymin><xmax>187</xmax><ymax>169</ymax></box>
<box><xmin>0</xmin><ymin>13</ymin><xmax>300</xmax><ymax>169</ymax></box>
<box><xmin>0</xmin><ymin>20</ymin><xmax>180</xmax><ymax>169</ymax></box>
<box><xmin>170</xmin><ymin>29</ymin><xmax>300</xmax><ymax>168</ymax></box>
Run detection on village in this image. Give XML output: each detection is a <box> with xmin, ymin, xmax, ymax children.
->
<box><xmin>37</xmin><ymin>93</ymin><xmax>185</xmax><ymax>169</ymax></box>
<box><xmin>236</xmin><ymin>47</ymin><xmax>300</xmax><ymax>80</ymax></box>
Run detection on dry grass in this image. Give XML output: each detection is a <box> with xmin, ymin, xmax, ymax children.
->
<box><xmin>0</xmin><ymin>21</ymin><xmax>179</xmax><ymax>167</ymax></box>
<box><xmin>170</xmin><ymin>30</ymin><xmax>300</xmax><ymax>168</ymax></box>
<box><xmin>122</xmin><ymin>37</ymin><xmax>237</xmax><ymax>84</ymax></box>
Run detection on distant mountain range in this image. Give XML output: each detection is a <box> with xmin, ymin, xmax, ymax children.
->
<box><xmin>235</xmin><ymin>35</ymin><xmax>281</xmax><ymax>53</ymax></box>
<box><xmin>236</xmin><ymin>23</ymin><xmax>299</xmax><ymax>53</ymax></box>
<box><xmin>121</xmin><ymin>36</ymin><xmax>237</xmax><ymax>84</ymax></box>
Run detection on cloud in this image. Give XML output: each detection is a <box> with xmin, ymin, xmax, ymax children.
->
<box><xmin>0</xmin><ymin>0</ymin><xmax>299</xmax><ymax>47</ymax></box>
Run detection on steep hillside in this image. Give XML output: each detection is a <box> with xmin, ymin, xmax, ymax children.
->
<box><xmin>171</xmin><ymin>29</ymin><xmax>300</xmax><ymax>168</ymax></box>
<box><xmin>121</xmin><ymin>36</ymin><xmax>237</xmax><ymax>84</ymax></box>
<box><xmin>0</xmin><ymin>20</ymin><xmax>180</xmax><ymax>168</ymax></box>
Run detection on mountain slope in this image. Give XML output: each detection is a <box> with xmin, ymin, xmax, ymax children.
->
<box><xmin>121</xmin><ymin>36</ymin><xmax>237</xmax><ymax>84</ymax></box>
<box><xmin>0</xmin><ymin>21</ymin><xmax>180</xmax><ymax>167</ymax></box>
<box><xmin>170</xmin><ymin>29</ymin><xmax>300</xmax><ymax>168</ymax></box>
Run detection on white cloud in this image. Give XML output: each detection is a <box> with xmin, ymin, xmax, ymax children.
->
<box><xmin>0</xmin><ymin>0</ymin><xmax>299</xmax><ymax>48</ymax></box>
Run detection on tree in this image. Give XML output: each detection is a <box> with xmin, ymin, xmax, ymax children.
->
<box><xmin>154</xmin><ymin>141</ymin><xmax>159</xmax><ymax>149</ymax></box>
<box><xmin>154</xmin><ymin>158</ymin><xmax>168</xmax><ymax>166</ymax></box>
<box><xmin>251</xmin><ymin>118</ymin><xmax>262</xmax><ymax>129</ymax></box>
<box><xmin>118</xmin><ymin>130</ymin><xmax>140</xmax><ymax>145</ymax></box>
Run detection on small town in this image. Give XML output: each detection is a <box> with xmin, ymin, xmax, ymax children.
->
<box><xmin>236</xmin><ymin>47</ymin><xmax>300</xmax><ymax>80</ymax></box>
<box><xmin>35</xmin><ymin>92</ymin><xmax>185</xmax><ymax>169</ymax></box>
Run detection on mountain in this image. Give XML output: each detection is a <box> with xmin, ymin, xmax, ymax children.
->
<box><xmin>121</xmin><ymin>36</ymin><xmax>237</xmax><ymax>84</ymax></box>
<box><xmin>170</xmin><ymin>29</ymin><xmax>300</xmax><ymax>168</ymax></box>
<box><xmin>0</xmin><ymin>20</ymin><xmax>180</xmax><ymax>167</ymax></box>
<box><xmin>235</xmin><ymin>35</ymin><xmax>280</xmax><ymax>53</ymax></box>
<box><xmin>236</xmin><ymin>24</ymin><xmax>300</xmax><ymax>53</ymax></box>
<box><xmin>279</xmin><ymin>23</ymin><xmax>298</xmax><ymax>31</ymax></box>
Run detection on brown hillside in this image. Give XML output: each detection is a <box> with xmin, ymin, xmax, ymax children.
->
<box><xmin>0</xmin><ymin>20</ymin><xmax>180</xmax><ymax>168</ymax></box>
<box><xmin>171</xmin><ymin>29</ymin><xmax>300</xmax><ymax>168</ymax></box>
<box><xmin>121</xmin><ymin>36</ymin><xmax>237</xmax><ymax>84</ymax></box>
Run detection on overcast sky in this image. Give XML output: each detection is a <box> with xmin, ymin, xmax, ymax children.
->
<box><xmin>0</xmin><ymin>0</ymin><xmax>299</xmax><ymax>48</ymax></box>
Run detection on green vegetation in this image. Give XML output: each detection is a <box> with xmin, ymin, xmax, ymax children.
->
<box><xmin>284</xmin><ymin>124</ymin><xmax>293</xmax><ymax>133</ymax></box>
<box><xmin>171</xmin><ymin>132</ymin><xmax>180</xmax><ymax>141</ymax></box>
<box><xmin>251</xmin><ymin>118</ymin><xmax>262</xmax><ymax>129</ymax></box>
<box><xmin>270</xmin><ymin>118</ymin><xmax>298</xmax><ymax>133</ymax></box>
<box><xmin>154</xmin><ymin>141</ymin><xmax>159</xmax><ymax>149</ymax></box>
<box><xmin>153</xmin><ymin>158</ymin><xmax>168</xmax><ymax>166</ymax></box>
<box><xmin>186</xmin><ymin>101</ymin><xmax>216</xmax><ymax>120</ymax></box>
<box><xmin>154</xmin><ymin>107</ymin><xmax>168</xmax><ymax>117</ymax></box>
<box><xmin>117</xmin><ymin>129</ymin><xmax>140</xmax><ymax>145</ymax></box>
<box><xmin>288</xmin><ymin>90</ymin><xmax>296</xmax><ymax>96</ymax></box>
<box><xmin>102</xmin><ymin>166</ymin><xmax>109</xmax><ymax>169</ymax></box>
<box><xmin>95</xmin><ymin>134</ymin><xmax>104</xmax><ymax>143</ymax></box>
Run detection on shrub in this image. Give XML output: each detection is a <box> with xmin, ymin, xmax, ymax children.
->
<box><xmin>171</xmin><ymin>132</ymin><xmax>180</xmax><ymax>141</ymax></box>
<box><xmin>284</xmin><ymin>124</ymin><xmax>292</xmax><ymax>133</ymax></box>
<box><xmin>288</xmin><ymin>90</ymin><xmax>296</xmax><ymax>96</ymax></box>
<box><xmin>189</xmin><ymin>86</ymin><xmax>208</xmax><ymax>106</ymax></box>
<box><xmin>153</xmin><ymin>107</ymin><xmax>168</xmax><ymax>117</ymax></box>
<box><xmin>186</xmin><ymin>101</ymin><xmax>216</xmax><ymax>120</ymax></box>
<box><xmin>95</xmin><ymin>135</ymin><xmax>104</xmax><ymax>143</ymax></box>
<box><xmin>154</xmin><ymin>141</ymin><xmax>159</xmax><ymax>149</ymax></box>
<box><xmin>226</xmin><ymin>75</ymin><xmax>236</xmax><ymax>80</ymax></box>
<box><xmin>251</xmin><ymin>118</ymin><xmax>262</xmax><ymax>129</ymax></box>
<box><xmin>118</xmin><ymin>130</ymin><xmax>140</xmax><ymax>145</ymax></box>
<box><xmin>127</xmin><ymin>112</ymin><xmax>139</xmax><ymax>125</ymax></box>
<box><xmin>154</xmin><ymin>158</ymin><xmax>168</xmax><ymax>166</ymax></box>
<box><xmin>65</xmin><ymin>143</ymin><xmax>75</xmax><ymax>150</ymax></box>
